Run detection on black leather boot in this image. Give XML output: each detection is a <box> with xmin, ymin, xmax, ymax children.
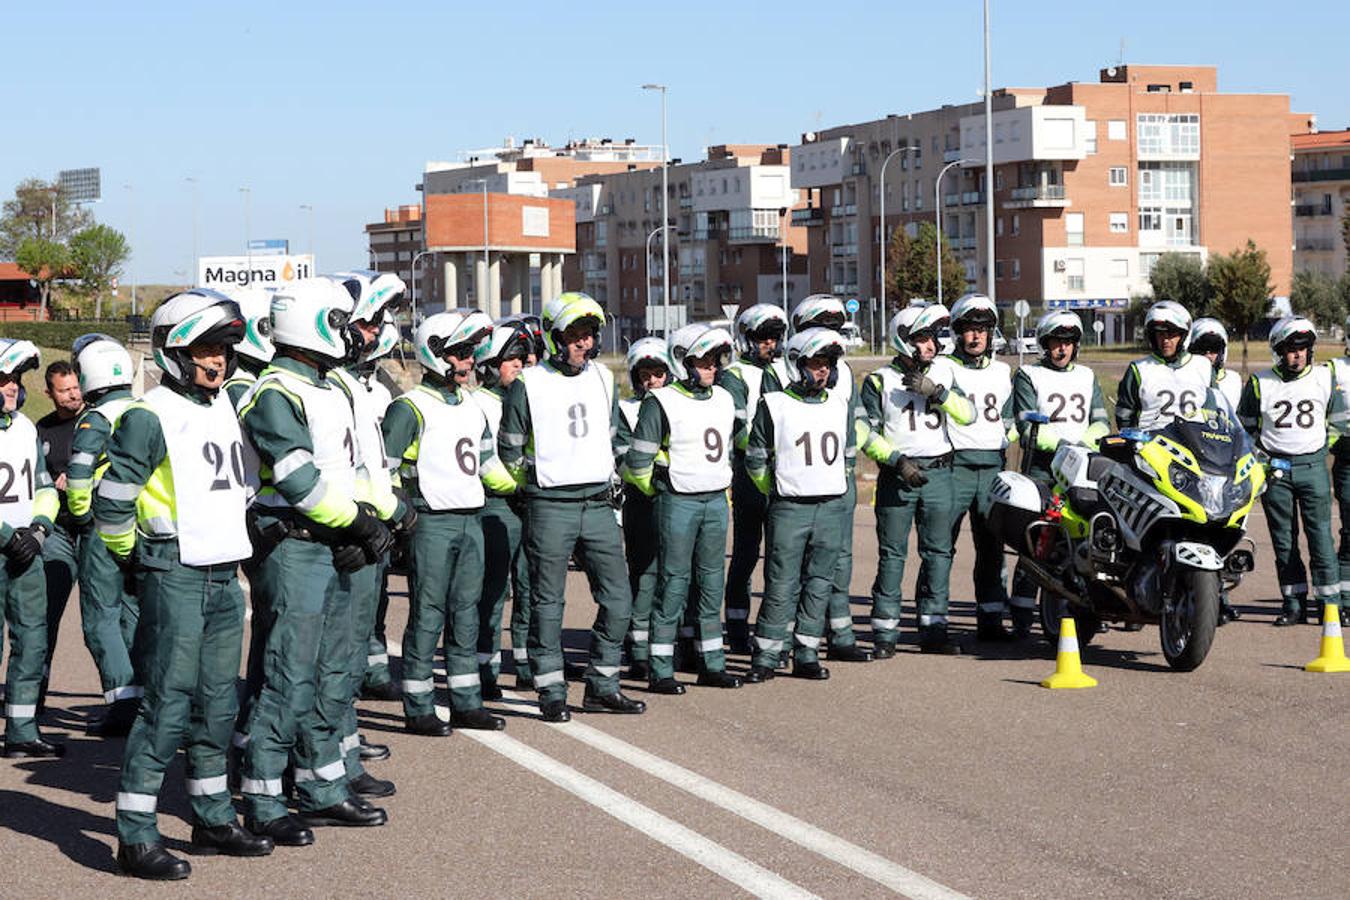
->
<box><xmin>582</xmin><ymin>689</ymin><xmax>646</xmax><ymax>714</ymax></box>
<box><xmin>117</xmin><ymin>842</ymin><xmax>190</xmax><ymax>880</ymax></box>
<box><xmin>451</xmin><ymin>707</ymin><xmax>506</xmax><ymax>731</ymax></box>
<box><xmin>245</xmin><ymin>814</ymin><xmax>314</xmax><ymax>847</ymax></box>
<box><xmin>696</xmin><ymin>670</ymin><xmax>743</xmax><ymax>689</ymax></box>
<box><xmin>191</xmin><ymin>821</ymin><xmax>275</xmax><ymax>857</ymax></box>
<box><xmin>300</xmin><ymin>798</ymin><xmax>387</xmax><ymax>828</ymax></box>
<box><xmin>405</xmin><ymin>713</ymin><xmax>452</xmax><ymax>737</ymax></box>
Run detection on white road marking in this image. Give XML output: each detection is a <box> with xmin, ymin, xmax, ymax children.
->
<box><xmin>499</xmin><ymin>690</ymin><xmax>967</xmax><ymax>900</ymax></box>
<box><xmin>462</xmin><ymin>728</ymin><xmax>819</xmax><ymax>900</ymax></box>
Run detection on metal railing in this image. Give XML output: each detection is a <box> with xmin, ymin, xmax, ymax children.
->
<box><xmin>829</xmin><ymin>204</ymin><xmax>858</xmax><ymax>217</ymax></box>
<box><xmin>1294</xmin><ymin>203</ymin><xmax>1333</xmax><ymax>217</ymax></box>
<box><xmin>831</xmin><ymin>243</ymin><xmax>858</xmax><ymax>257</ymax></box>
<box><xmin>791</xmin><ymin>207</ymin><xmax>823</xmax><ymax>225</ymax></box>
<box><xmin>1010</xmin><ymin>184</ymin><xmax>1066</xmax><ymax>201</ymax></box>
<box><xmin>1292</xmin><ymin>167</ymin><xmax>1350</xmax><ymax>183</ymax></box>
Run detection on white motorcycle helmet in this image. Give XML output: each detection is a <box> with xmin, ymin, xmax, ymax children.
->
<box><xmin>269</xmin><ymin>278</ymin><xmax>359</xmax><ymax>369</ymax></box>
<box><xmin>949</xmin><ymin>293</ymin><xmax>998</xmax><ymax>356</ymax></box>
<box><xmin>890</xmin><ymin>302</ymin><xmax>950</xmax><ymax>363</ymax></box>
<box><xmin>363</xmin><ymin>317</ymin><xmax>401</xmax><ymax>364</ymax></box>
<box><xmin>71</xmin><ymin>334</ymin><xmax>133</xmax><ymax>398</ymax></box>
<box><xmin>330</xmin><ymin>269</ymin><xmax>407</xmax><ymax>326</ymax></box>
<box><xmin>216</xmin><ymin>285</ymin><xmax>276</xmax><ymax>369</ymax></box>
<box><xmin>0</xmin><ymin>339</ymin><xmax>41</xmax><ymax>410</ymax></box>
<box><xmin>1036</xmin><ymin>310</ymin><xmax>1084</xmax><ymax>362</ymax></box>
<box><xmin>1186</xmin><ymin>317</ymin><xmax>1229</xmax><ymax>369</ymax></box>
<box><xmin>150</xmin><ymin>289</ymin><xmax>246</xmax><ymax>388</ymax></box>
<box><xmin>669</xmin><ymin>323</ymin><xmax>733</xmax><ymax>389</ymax></box>
<box><xmin>784</xmin><ymin>327</ymin><xmax>846</xmax><ymax>393</ymax></box>
<box><xmin>734</xmin><ymin>303</ymin><xmax>789</xmax><ymax>356</ymax></box>
<box><xmin>1269</xmin><ymin>316</ymin><xmax>1317</xmax><ymax>364</ymax></box>
<box><xmin>473</xmin><ymin>317</ymin><xmax>534</xmax><ymax>385</ymax></box>
<box><xmin>1144</xmin><ymin>300</ymin><xmax>1193</xmax><ymax>358</ymax></box>
<box><xmin>624</xmin><ymin>336</ymin><xmax>672</xmax><ymax>395</ymax></box>
<box><xmin>791</xmin><ymin>294</ymin><xmax>847</xmax><ymax>333</ymax></box>
<box><xmin>415</xmin><ymin>309</ymin><xmax>493</xmax><ymax>381</ymax></box>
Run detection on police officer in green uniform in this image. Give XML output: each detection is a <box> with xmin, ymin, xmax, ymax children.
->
<box><xmin>34</xmin><ymin>360</ymin><xmax>83</xmax><ymax>713</ymax></box>
<box><xmin>934</xmin><ymin>294</ymin><xmax>1015</xmax><ymax>641</ymax></box>
<box><xmin>745</xmin><ymin>328</ymin><xmax>857</xmax><ymax>682</ymax></box>
<box><xmin>626</xmin><ymin>324</ymin><xmax>744</xmax><ymax>692</ymax></box>
<box><xmin>719</xmin><ymin>304</ymin><xmax>790</xmax><ymax>652</ymax></box>
<box><xmin>861</xmin><ymin>303</ymin><xmax>975</xmax><ymax>655</ymax></box>
<box><xmin>239</xmin><ymin>277</ymin><xmax>392</xmax><ymax>842</ymax></box>
<box><xmin>472</xmin><ymin>317</ymin><xmax>537</xmax><ymax>697</ymax></box>
<box><xmin>1116</xmin><ymin>301</ymin><xmax>1215</xmax><ymax>434</ymax></box>
<box><xmin>1329</xmin><ymin>318</ymin><xmax>1350</xmax><ymax>627</ymax></box>
<box><xmin>1237</xmin><ymin>316</ymin><xmax>1346</xmax><ymax>626</ymax></box>
<box><xmin>0</xmin><ymin>340</ymin><xmax>63</xmax><ymax>759</ymax></box>
<box><xmin>385</xmin><ymin>310</ymin><xmax>513</xmax><ymax>735</ymax></box>
<box><xmin>615</xmin><ymin>335</ymin><xmax>671</xmax><ymax>680</ymax></box>
<box><xmin>96</xmin><ymin>291</ymin><xmax>273</xmax><ymax>879</ymax></box>
<box><xmin>65</xmin><ymin>335</ymin><xmax>141</xmax><ymax>735</ymax></box>
<box><xmin>497</xmin><ymin>292</ymin><xmax>646</xmax><ymax>722</ymax></box>
<box><xmin>1008</xmin><ymin>312</ymin><xmax>1110</xmax><ymax>636</ymax></box>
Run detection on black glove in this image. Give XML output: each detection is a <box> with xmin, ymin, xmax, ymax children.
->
<box><xmin>390</xmin><ymin>502</ymin><xmax>418</xmax><ymax>538</ymax></box>
<box><xmin>897</xmin><ymin>457</ymin><xmax>928</xmax><ymax>488</ymax></box>
<box><xmin>4</xmin><ymin>526</ymin><xmax>45</xmax><ymax>569</ymax></box>
<box><xmin>339</xmin><ymin>503</ymin><xmax>393</xmax><ymax>569</ymax></box>
<box><xmin>902</xmin><ymin>370</ymin><xmax>944</xmax><ymax>401</ymax></box>
<box><xmin>331</xmin><ymin>543</ymin><xmax>369</xmax><ymax>573</ymax></box>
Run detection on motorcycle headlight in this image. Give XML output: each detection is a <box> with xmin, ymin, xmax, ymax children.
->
<box><xmin>1198</xmin><ymin>474</ymin><xmax>1229</xmax><ymax>516</ymax></box>
<box><xmin>1169</xmin><ymin>466</ymin><xmax>1194</xmax><ymax>493</ymax></box>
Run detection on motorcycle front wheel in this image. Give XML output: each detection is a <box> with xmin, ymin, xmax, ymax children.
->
<box><xmin>1160</xmin><ymin>568</ymin><xmax>1220</xmax><ymax>671</ymax></box>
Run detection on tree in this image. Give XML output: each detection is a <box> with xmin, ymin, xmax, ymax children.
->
<box><xmin>1147</xmin><ymin>252</ymin><xmax>1211</xmax><ymax>316</ymax></box>
<box><xmin>1342</xmin><ymin>207</ymin><xmax>1350</xmax><ymax>269</ymax></box>
<box><xmin>14</xmin><ymin>238</ymin><xmax>69</xmax><ymax>317</ymax></box>
<box><xmin>68</xmin><ymin>224</ymin><xmax>129</xmax><ymax>319</ymax></box>
<box><xmin>1</xmin><ymin>177</ymin><xmax>93</xmax><ymax>257</ymax></box>
<box><xmin>884</xmin><ymin>221</ymin><xmax>965</xmax><ymax>311</ymax></box>
<box><xmin>1208</xmin><ymin>240</ymin><xmax>1273</xmax><ymax>370</ymax></box>
<box><xmin>1290</xmin><ymin>270</ymin><xmax>1344</xmax><ymax>331</ymax></box>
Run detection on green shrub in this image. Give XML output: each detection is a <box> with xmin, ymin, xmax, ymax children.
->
<box><xmin>0</xmin><ymin>320</ymin><xmax>132</xmax><ymax>351</ymax></box>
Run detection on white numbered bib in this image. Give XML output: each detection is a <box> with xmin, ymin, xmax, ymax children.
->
<box><xmin>1255</xmin><ymin>364</ymin><xmax>1332</xmax><ymax>456</ymax></box>
<box><xmin>0</xmin><ymin>414</ymin><xmax>39</xmax><ymax>531</ymax></box>
<box><xmin>1215</xmin><ymin>368</ymin><xmax>1242</xmax><ymax>413</ymax></box>
<box><xmin>333</xmin><ymin>368</ymin><xmax>394</xmax><ymax>497</ymax></box>
<box><xmin>472</xmin><ymin>387</ymin><xmax>506</xmax><ymax>439</ymax></box>
<box><xmin>1133</xmin><ymin>355</ymin><xmax>1214</xmax><ymax>431</ymax></box>
<box><xmin>946</xmin><ymin>356</ymin><xmax>1011</xmax><ymax>452</ymax></box>
<box><xmin>245</xmin><ymin>369</ymin><xmax>358</xmax><ymax>502</ymax></box>
<box><xmin>1019</xmin><ymin>364</ymin><xmax>1098</xmax><ymax>445</ymax></box>
<box><xmin>618</xmin><ymin>397</ymin><xmax>641</xmax><ymax>433</ymax></box>
<box><xmin>399</xmin><ymin>387</ymin><xmax>487</xmax><ymax>510</ymax></box>
<box><xmin>142</xmin><ymin>387</ymin><xmax>252</xmax><ymax>566</ymax></box>
<box><xmin>762</xmin><ymin>392</ymin><xmax>846</xmax><ymax>497</ymax></box>
<box><xmin>651</xmin><ymin>385</ymin><xmax>735</xmax><ymax>493</ymax></box>
<box><xmin>874</xmin><ymin>362</ymin><xmax>954</xmax><ymax>459</ymax></box>
<box><xmin>523</xmin><ymin>361</ymin><xmax>615</xmax><ymax>488</ymax></box>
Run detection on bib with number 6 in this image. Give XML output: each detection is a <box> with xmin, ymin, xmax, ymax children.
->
<box><xmin>398</xmin><ymin>386</ymin><xmax>488</xmax><ymax>511</ymax></box>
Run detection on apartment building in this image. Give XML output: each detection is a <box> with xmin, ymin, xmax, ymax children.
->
<box><xmin>557</xmin><ymin>144</ymin><xmax>808</xmax><ymax>344</ymax></box>
<box><xmin>1291</xmin><ymin>128</ymin><xmax>1350</xmax><ymax>277</ymax></box>
<box><xmin>790</xmin><ymin>65</ymin><xmax>1299</xmax><ymax>342</ymax></box>
<box><xmin>365</xmin><ymin>204</ymin><xmax>423</xmax><ymax>294</ymax></box>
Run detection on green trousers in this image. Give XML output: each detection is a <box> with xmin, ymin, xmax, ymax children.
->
<box><xmin>752</xmin><ymin>494</ymin><xmax>845</xmax><ymax>668</ymax></box>
<box><xmin>342</xmin><ymin>561</ymin><xmax>379</xmax><ymax>778</ymax></box>
<box><xmin>402</xmin><ymin>511</ymin><xmax>484</xmax><ymax>717</ymax></box>
<box><xmin>478</xmin><ymin>496</ymin><xmax>532</xmax><ymax>684</ymax></box>
<box><xmin>362</xmin><ymin>557</ymin><xmax>392</xmax><ymax>690</ymax></box>
<box><xmin>235</xmin><ymin>553</ymin><xmax>271</xmax><ymax>749</ymax></box>
<box><xmin>115</xmin><ymin>542</ymin><xmax>242</xmax><ymax>845</ymax></box>
<box><xmin>725</xmin><ymin>459</ymin><xmax>767</xmax><ymax>636</ymax></box>
<box><xmin>1261</xmin><ymin>456</ymin><xmax>1338</xmax><ymax>616</ymax></box>
<box><xmin>869</xmin><ymin>462</ymin><xmax>956</xmax><ymax>644</ymax></box>
<box><xmin>651</xmin><ymin>491</ymin><xmax>729</xmax><ymax>679</ymax></box>
<box><xmin>2</xmin><ymin>553</ymin><xmax>48</xmax><ymax>744</ymax></box>
<box><xmin>824</xmin><ymin>478</ymin><xmax>860</xmax><ymax>647</ymax></box>
<box><xmin>242</xmin><ymin>537</ymin><xmax>351</xmax><ymax>821</ymax></box>
<box><xmin>622</xmin><ymin>488</ymin><xmax>658</xmax><ymax>663</ymax></box>
<box><xmin>526</xmin><ymin>495</ymin><xmax>632</xmax><ymax>702</ymax></box>
<box><xmin>40</xmin><ymin>523</ymin><xmax>79</xmax><ymax>704</ymax></box>
<box><xmin>78</xmin><ymin>526</ymin><xmax>141</xmax><ymax>704</ymax></box>
<box><xmin>938</xmin><ymin>457</ymin><xmax>1008</xmax><ymax>625</ymax></box>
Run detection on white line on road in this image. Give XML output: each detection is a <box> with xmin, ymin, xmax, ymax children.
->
<box><xmin>461</xmin><ymin>728</ymin><xmax>819</xmax><ymax>900</ymax></box>
<box><xmin>498</xmin><ymin>690</ymin><xmax>967</xmax><ymax>900</ymax></box>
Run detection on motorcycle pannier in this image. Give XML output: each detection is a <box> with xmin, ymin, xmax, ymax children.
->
<box><xmin>988</xmin><ymin>471</ymin><xmax>1053</xmax><ymax>557</ymax></box>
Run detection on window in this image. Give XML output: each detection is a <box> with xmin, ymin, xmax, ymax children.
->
<box><xmin>913</xmin><ymin>179</ymin><xmax>923</xmax><ymax>209</ymax></box>
<box><xmin>1109</xmin><ymin>212</ymin><xmax>1129</xmax><ymax>233</ymax></box>
<box><xmin>1109</xmin><ymin>258</ymin><xmax>1129</xmax><ymax>278</ymax></box>
<box><xmin>901</xmin><ymin>181</ymin><xmax>910</xmax><ymax>211</ymax></box>
<box><xmin>996</xmin><ymin>216</ymin><xmax>1004</xmax><ymax>237</ymax></box>
<box><xmin>1139</xmin><ymin>208</ymin><xmax>1162</xmax><ymax>232</ymax></box>
<box><xmin>1066</xmin><ymin>258</ymin><xmax>1085</xmax><ymax>291</ymax></box>
<box><xmin>1137</xmin><ymin>113</ymin><xmax>1200</xmax><ymax>158</ymax></box>
<box><xmin>995</xmin><ymin>260</ymin><xmax>1005</xmax><ymax>279</ymax></box>
<box><xmin>1085</xmin><ymin>121</ymin><xmax>1097</xmax><ymax>155</ymax></box>
<box><xmin>913</xmin><ymin>145</ymin><xmax>921</xmax><ymax>168</ymax></box>
<box><xmin>1109</xmin><ymin>167</ymin><xmax>1128</xmax><ymax>186</ymax></box>
<box><xmin>1011</xmin><ymin>259</ymin><xmax>1021</xmax><ymax>280</ymax></box>
<box><xmin>1065</xmin><ymin>212</ymin><xmax>1084</xmax><ymax>246</ymax></box>
<box><xmin>1011</xmin><ymin>214</ymin><xmax>1020</xmax><ymax>235</ymax></box>
<box><xmin>1140</xmin><ymin>252</ymin><xmax>1161</xmax><ymax>276</ymax></box>
<box><xmin>1108</xmin><ymin>120</ymin><xmax>1127</xmax><ymax>141</ymax></box>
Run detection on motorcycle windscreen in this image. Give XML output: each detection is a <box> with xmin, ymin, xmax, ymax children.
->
<box><xmin>1160</xmin><ymin>400</ymin><xmax>1252</xmax><ymax>475</ymax></box>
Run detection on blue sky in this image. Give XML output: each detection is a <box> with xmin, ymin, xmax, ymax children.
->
<box><xmin>7</xmin><ymin>0</ymin><xmax>1347</xmax><ymax>283</ymax></box>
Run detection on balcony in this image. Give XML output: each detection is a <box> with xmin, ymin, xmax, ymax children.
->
<box><xmin>830</xmin><ymin>243</ymin><xmax>859</xmax><ymax>257</ymax></box>
<box><xmin>1005</xmin><ymin>184</ymin><xmax>1069</xmax><ymax>209</ymax></box>
<box><xmin>1294</xmin><ymin>203</ymin><xmax>1333</xmax><ymax>218</ymax></box>
<box><xmin>1297</xmin><ymin>238</ymin><xmax>1337</xmax><ymax>252</ymax></box>
<box><xmin>831</xmin><ymin>282</ymin><xmax>860</xmax><ymax>295</ymax></box>
<box><xmin>850</xmin><ymin>162</ymin><xmax>867</xmax><ymax>177</ymax></box>
<box><xmin>583</xmin><ymin>268</ymin><xmax>607</xmax><ymax>281</ymax></box>
<box><xmin>951</xmin><ymin>236</ymin><xmax>977</xmax><ymax>250</ymax></box>
<box><xmin>728</xmin><ymin>226</ymin><xmax>779</xmax><ymax>243</ymax></box>
<box><xmin>791</xmin><ymin>206</ymin><xmax>824</xmax><ymax>226</ymax></box>
<box><xmin>962</xmin><ymin>191</ymin><xmax>985</xmax><ymax>205</ymax></box>
<box><xmin>678</xmin><ymin>263</ymin><xmax>706</xmax><ymax>277</ymax></box>
<box><xmin>944</xmin><ymin>193</ymin><xmax>960</xmax><ymax>207</ymax></box>
<box><xmin>829</xmin><ymin>203</ymin><xmax>858</xmax><ymax>217</ymax></box>
<box><xmin>944</xmin><ymin>148</ymin><xmax>962</xmax><ymax>162</ymax></box>
<box><xmin>678</xmin><ymin>195</ymin><xmax>693</xmax><ymax>208</ymax></box>
<box><xmin>692</xmin><ymin>226</ymin><xmax>724</xmax><ymax>240</ymax></box>
<box><xmin>1292</xmin><ymin>167</ymin><xmax>1350</xmax><ymax>183</ymax></box>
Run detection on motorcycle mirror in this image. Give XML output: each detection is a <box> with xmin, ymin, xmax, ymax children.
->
<box><xmin>1120</xmin><ymin>428</ymin><xmax>1150</xmax><ymax>443</ymax></box>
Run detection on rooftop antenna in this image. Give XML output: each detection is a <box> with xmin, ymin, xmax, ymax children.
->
<box><xmin>1118</xmin><ymin>38</ymin><xmax>1126</xmax><ymax>67</ymax></box>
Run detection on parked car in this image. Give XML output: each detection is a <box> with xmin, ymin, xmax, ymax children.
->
<box><xmin>839</xmin><ymin>322</ymin><xmax>865</xmax><ymax>350</ymax></box>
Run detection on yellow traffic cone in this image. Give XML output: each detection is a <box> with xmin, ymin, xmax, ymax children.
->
<box><xmin>1040</xmin><ymin>616</ymin><xmax>1098</xmax><ymax>689</ymax></box>
<box><xmin>1305</xmin><ymin>603</ymin><xmax>1350</xmax><ymax>673</ymax></box>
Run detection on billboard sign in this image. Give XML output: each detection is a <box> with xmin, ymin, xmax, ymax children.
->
<box><xmin>247</xmin><ymin>239</ymin><xmax>289</xmax><ymax>256</ymax></box>
<box><xmin>58</xmin><ymin>167</ymin><xmax>101</xmax><ymax>203</ymax></box>
<box><xmin>198</xmin><ymin>254</ymin><xmax>314</xmax><ymax>289</ymax></box>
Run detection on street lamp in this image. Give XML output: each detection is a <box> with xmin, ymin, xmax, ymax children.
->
<box><xmin>984</xmin><ymin>0</ymin><xmax>996</xmax><ymax>309</ymax></box>
<box><xmin>878</xmin><ymin>144</ymin><xmax>918</xmax><ymax>320</ymax></box>
<box><xmin>239</xmin><ymin>186</ymin><xmax>252</xmax><ymax>285</ymax></box>
<box><xmin>466</xmin><ymin>178</ymin><xmax>491</xmax><ymax>311</ymax></box>
<box><xmin>185</xmin><ymin>176</ymin><xmax>199</xmax><ymax>286</ymax></box>
<box><xmin>642</xmin><ymin>83</ymin><xmax>670</xmax><ymax>334</ymax></box>
<box><xmin>299</xmin><ymin>203</ymin><xmax>314</xmax><ymax>259</ymax></box>
<box><xmin>934</xmin><ymin>158</ymin><xmax>979</xmax><ymax>305</ymax></box>
<box><xmin>123</xmin><ymin>184</ymin><xmax>137</xmax><ymax>315</ymax></box>
<box><xmin>645</xmin><ymin>224</ymin><xmax>672</xmax><ymax>318</ymax></box>
<box><xmin>410</xmin><ymin>248</ymin><xmax>435</xmax><ymax>323</ymax></box>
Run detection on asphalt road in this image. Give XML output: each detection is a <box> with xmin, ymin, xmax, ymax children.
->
<box><xmin>2</xmin><ymin>501</ymin><xmax>1347</xmax><ymax>899</ymax></box>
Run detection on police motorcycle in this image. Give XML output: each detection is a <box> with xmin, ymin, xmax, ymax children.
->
<box><xmin>988</xmin><ymin>392</ymin><xmax>1265</xmax><ymax>671</ymax></box>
